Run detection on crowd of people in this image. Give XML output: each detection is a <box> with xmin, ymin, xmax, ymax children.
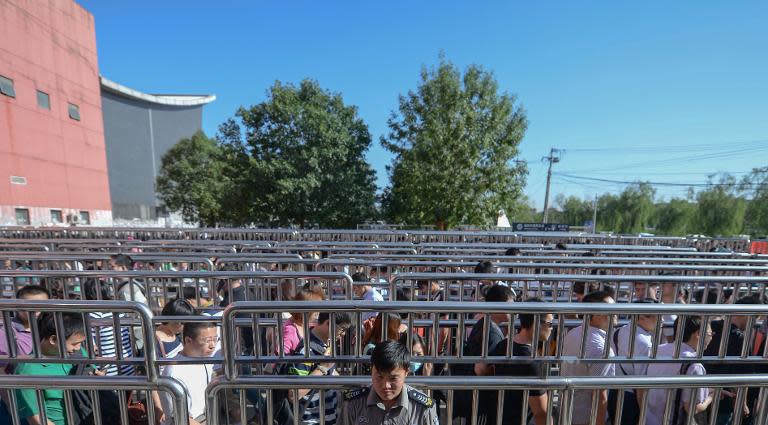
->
<box><xmin>0</xmin><ymin>253</ymin><xmax>766</xmax><ymax>425</ymax></box>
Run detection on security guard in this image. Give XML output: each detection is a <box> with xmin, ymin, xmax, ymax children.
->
<box><xmin>338</xmin><ymin>341</ymin><xmax>439</xmax><ymax>425</ymax></box>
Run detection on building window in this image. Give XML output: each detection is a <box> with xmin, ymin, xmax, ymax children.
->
<box><xmin>15</xmin><ymin>208</ymin><xmax>30</xmax><ymax>225</ymax></box>
<box><xmin>50</xmin><ymin>209</ymin><xmax>63</xmax><ymax>223</ymax></box>
<box><xmin>79</xmin><ymin>211</ymin><xmax>90</xmax><ymax>224</ymax></box>
<box><xmin>37</xmin><ymin>90</ymin><xmax>50</xmax><ymax>109</ymax></box>
<box><xmin>0</xmin><ymin>75</ymin><xmax>15</xmax><ymax>98</ymax></box>
<box><xmin>68</xmin><ymin>103</ymin><xmax>80</xmax><ymax>121</ymax></box>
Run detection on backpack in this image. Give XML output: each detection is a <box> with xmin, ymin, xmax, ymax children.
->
<box><xmin>268</xmin><ymin>336</ymin><xmax>327</xmax><ymax>425</ymax></box>
<box><xmin>671</xmin><ymin>363</ymin><xmax>709</xmax><ymax>425</ymax></box>
<box><xmin>68</xmin><ymin>363</ymin><xmax>123</xmax><ymax>425</ymax></box>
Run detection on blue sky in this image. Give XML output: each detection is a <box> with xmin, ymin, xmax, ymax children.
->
<box><xmin>81</xmin><ymin>1</ymin><xmax>768</xmax><ymax>211</ymax></box>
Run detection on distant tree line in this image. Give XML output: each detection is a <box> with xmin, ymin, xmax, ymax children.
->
<box><xmin>547</xmin><ymin>169</ymin><xmax>768</xmax><ymax>237</ymax></box>
<box><xmin>156</xmin><ymin>56</ymin><xmax>531</xmax><ymax>228</ymax></box>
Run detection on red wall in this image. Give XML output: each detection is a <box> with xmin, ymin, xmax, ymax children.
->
<box><xmin>0</xmin><ymin>0</ymin><xmax>111</xmax><ymax>224</ymax></box>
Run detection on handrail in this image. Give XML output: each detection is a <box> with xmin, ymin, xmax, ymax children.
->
<box><xmin>0</xmin><ymin>375</ymin><xmax>190</xmax><ymax>425</ymax></box>
<box><xmin>0</xmin><ymin>299</ymin><xmax>158</xmax><ymax>381</ymax></box>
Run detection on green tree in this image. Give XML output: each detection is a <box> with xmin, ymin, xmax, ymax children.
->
<box><xmin>654</xmin><ymin>198</ymin><xmax>696</xmax><ymax>236</ymax></box>
<box><xmin>693</xmin><ymin>175</ymin><xmax>746</xmax><ymax>236</ymax></box>
<box><xmin>381</xmin><ymin>57</ymin><xmax>528</xmax><ymax>229</ymax></box>
<box><xmin>554</xmin><ymin>194</ymin><xmax>593</xmax><ymax>226</ymax></box>
<box><xmin>741</xmin><ymin>167</ymin><xmax>768</xmax><ymax>236</ymax></box>
<box><xmin>596</xmin><ymin>183</ymin><xmax>655</xmax><ymax>234</ymax></box>
<box><xmin>219</xmin><ymin>80</ymin><xmax>377</xmax><ymax>228</ymax></box>
<box><xmin>156</xmin><ymin>131</ymin><xmax>232</xmax><ymax>227</ymax></box>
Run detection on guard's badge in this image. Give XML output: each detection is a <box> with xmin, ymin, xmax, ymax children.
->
<box><xmin>407</xmin><ymin>389</ymin><xmax>434</xmax><ymax>408</ymax></box>
<box><xmin>343</xmin><ymin>386</ymin><xmax>369</xmax><ymax>400</ymax></box>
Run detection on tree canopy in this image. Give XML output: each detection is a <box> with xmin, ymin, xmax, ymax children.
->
<box><xmin>157</xmin><ymin>80</ymin><xmax>378</xmax><ymax>228</ymax></box>
<box><xmin>381</xmin><ymin>57</ymin><xmax>528</xmax><ymax>229</ymax></box>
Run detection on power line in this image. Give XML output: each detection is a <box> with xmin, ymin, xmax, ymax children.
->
<box><xmin>564</xmin><ymin>139</ymin><xmax>768</xmax><ymax>154</ymax></box>
<box><xmin>554</xmin><ymin>173</ymin><xmax>767</xmax><ymax>188</ymax></box>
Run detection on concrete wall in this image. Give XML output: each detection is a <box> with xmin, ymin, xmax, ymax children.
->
<box><xmin>0</xmin><ymin>0</ymin><xmax>112</xmax><ymax>226</ymax></box>
<box><xmin>100</xmin><ymin>90</ymin><xmax>203</xmax><ymax>221</ymax></box>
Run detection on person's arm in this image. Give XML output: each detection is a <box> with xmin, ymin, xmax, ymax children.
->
<box><xmin>24</xmin><ymin>415</ymin><xmax>55</xmax><ymax>425</ymax></box>
<box><xmin>528</xmin><ymin>393</ymin><xmax>550</xmax><ymax>425</ymax></box>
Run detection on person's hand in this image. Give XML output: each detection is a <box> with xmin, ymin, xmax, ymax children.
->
<box><xmin>363</xmin><ymin>317</ymin><xmax>375</xmax><ymax>333</ymax></box>
<box><xmin>422</xmin><ymin>362</ymin><xmax>434</xmax><ymax>376</ymax></box>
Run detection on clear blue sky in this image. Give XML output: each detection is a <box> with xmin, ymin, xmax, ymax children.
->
<box><xmin>80</xmin><ymin>1</ymin><xmax>768</xmax><ymax>211</ymax></box>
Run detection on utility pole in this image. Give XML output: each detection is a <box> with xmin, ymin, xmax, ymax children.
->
<box><xmin>542</xmin><ymin>148</ymin><xmax>560</xmax><ymax>223</ymax></box>
<box><xmin>592</xmin><ymin>196</ymin><xmax>598</xmax><ymax>233</ymax></box>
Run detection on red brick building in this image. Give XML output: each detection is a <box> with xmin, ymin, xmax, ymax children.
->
<box><xmin>0</xmin><ymin>0</ymin><xmax>112</xmax><ymax>225</ymax></box>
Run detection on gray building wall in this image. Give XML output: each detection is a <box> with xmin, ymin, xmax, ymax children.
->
<box><xmin>101</xmin><ymin>89</ymin><xmax>203</xmax><ymax>220</ymax></box>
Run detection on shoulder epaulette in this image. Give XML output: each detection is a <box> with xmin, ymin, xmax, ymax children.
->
<box><xmin>407</xmin><ymin>388</ymin><xmax>434</xmax><ymax>408</ymax></box>
<box><xmin>343</xmin><ymin>386</ymin><xmax>369</xmax><ymax>401</ymax></box>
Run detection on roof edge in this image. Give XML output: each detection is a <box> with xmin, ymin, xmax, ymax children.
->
<box><xmin>100</xmin><ymin>76</ymin><xmax>216</xmax><ymax>107</ymax></box>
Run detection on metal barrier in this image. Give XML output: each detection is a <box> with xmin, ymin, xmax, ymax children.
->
<box><xmin>0</xmin><ymin>299</ymin><xmax>158</xmax><ymax>380</ymax></box>
<box><xmin>0</xmin><ymin>270</ymin><xmax>354</xmax><ymax>308</ymax></box>
<box><xmin>0</xmin><ymin>376</ymin><xmax>189</xmax><ymax>425</ymax></box>
<box><xmin>205</xmin><ymin>373</ymin><xmax>768</xmax><ymax>425</ymax></box>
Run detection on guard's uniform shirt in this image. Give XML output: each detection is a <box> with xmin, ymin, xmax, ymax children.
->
<box><xmin>337</xmin><ymin>384</ymin><xmax>438</xmax><ymax>425</ymax></box>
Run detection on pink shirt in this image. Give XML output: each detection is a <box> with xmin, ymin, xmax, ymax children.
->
<box><xmin>280</xmin><ymin>319</ymin><xmax>303</xmax><ymax>355</ymax></box>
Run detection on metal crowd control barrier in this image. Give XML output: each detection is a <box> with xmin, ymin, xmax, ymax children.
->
<box><xmin>1</xmin><ymin>376</ymin><xmax>190</xmax><ymax>425</ymax></box>
<box><xmin>0</xmin><ymin>270</ymin><xmax>354</xmax><ymax>306</ymax></box>
<box><xmin>318</xmin><ymin>259</ymin><xmax>768</xmax><ymax>276</ymax></box>
<box><xmin>0</xmin><ymin>299</ymin><xmax>158</xmax><ymax>380</ymax></box>
<box><xmin>326</xmin><ymin>252</ymin><xmax>768</xmax><ymax>265</ymax></box>
<box><xmin>0</xmin><ymin>226</ymin><xmax>752</xmax><ymax>251</ymax></box>
<box><xmin>206</xmin><ymin>375</ymin><xmax>768</xmax><ymax>425</ymax></box>
<box><xmin>220</xmin><ymin>300</ymin><xmax>768</xmax><ymax>376</ymax></box>
<box><xmin>391</xmin><ymin>273</ymin><xmax>768</xmax><ymax>302</ymax></box>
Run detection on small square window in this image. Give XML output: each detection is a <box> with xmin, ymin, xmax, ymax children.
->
<box><xmin>37</xmin><ymin>90</ymin><xmax>50</xmax><ymax>109</ymax></box>
<box><xmin>15</xmin><ymin>208</ymin><xmax>30</xmax><ymax>225</ymax></box>
<box><xmin>79</xmin><ymin>210</ymin><xmax>90</xmax><ymax>224</ymax></box>
<box><xmin>0</xmin><ymin>75</ymin><xmax>15</xmax><ymax>98</ymax></box>
<box><xmin>50</xmin><ymin>209</ymin><xmax>63</xmax><ymax>223</ymax></box>
<box><xmin>68</xmin><ymin>103</ymin><xmax>80</xmax><ymax>121</ymax></box>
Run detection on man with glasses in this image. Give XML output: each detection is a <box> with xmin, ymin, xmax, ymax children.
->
<box><xmin>160</xmin><ymin>320</ymin><xmax>218</xmax><ymax>425</ymax></box>
<box><xmin>276</xmin><ymin>311</ymin><xmax>353</xmax><ymax>425</ymax></box>
<box><xmin>491</xmin><ymin>298</ymin><xmax>553</xmax><ymax>425</ymax></box>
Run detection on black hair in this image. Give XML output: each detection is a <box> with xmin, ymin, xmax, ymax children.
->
<box><xmin>555</xmin><ymin>243</ymin><xmax>567</xmax><ymax>250</ymax></box>
<box><xmin>582</xmin><ymin>290</ymin><xmax>614</xmax><ymax>304</ymax></box>
<box><xmin>16</xmin><ymin>284</ymin><xmax>50</xmax><ymax>299</ymax></box>
<box><xmin>504</xmin><ymin>247</ymin><xmax>522</xmax><ymax>256</ymax></box>
<box><xmin>399</xmin><ymin>332</ymin><xmax>427</xmax><ymax>350</ymax></box>
<box><xmin>474</xmin><ymin>261</ymin><xmax>495</xmax><ymax>274</ymax></box>
<box><xmin>693</xmin><ymin>288</ymin><xmax>720</xmax><ymax>305</ymax></box>
<box><xmin>38</xmin><ymin>312</ymin><xmax>84</xmax><ymax>341</ymax></box>
<box><xmin>573</xmin><ymin>281</ymin><xmax>598</xmax><ymax>295</ymax></box>
<box><xmin>162</xmin><ymin>298</ymin><xmax>195</xmax><ymax>317</ymax></box>
<box><xmin>182</xmin><ymin>320</ymin><xmax>216</xmax><ymax>342</ymax></box>
<box><xmin>110</xmin><ymin>254</ymin><xmax>134</xmax><ymax>268</ymax></box>
<box><xmin>351</xmin><ymin>272</ymin><xmax>370</xmax><ymax>283</ymax></box>
<box><xmin>518</xmin><ymin>297</ymin><xmax>544</xmax><ymax>329</ymax></box>
<box><xmin>675</xmin><ymin>315</ymin><xmax>704</xmax><ymax>343</ymax></box>
<box><xmin>83</xmin><ymin>278</ymin><xmax>113</xmax><ymax>301</ymax></box>
<box><xmin>484</xmin><ymin>284</ymin><xmax>514</xmax><ymax>303</ymax></box>
<box><xmin>736</xmin><ymin>294</ymin><xmax>764</xmax><ymax>305</ymax></box>
<box><xmin>317</xmin><ymin>311</ymin><xmax>353</xmax><ymax>327</ymax></box>
<box><xmin>180</xmin><ymin>286</ymin><xmax>199</xmax><ymax>301</ymax></box>
<box><xmin>370</xmin><ymin>340</ymin><xmax>410</xmax><ymax>373</ymax></box>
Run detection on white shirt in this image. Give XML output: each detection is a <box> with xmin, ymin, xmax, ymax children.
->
<box><xmin>160</xmin><ymin>353</ymin><xmax>215</xmax><ymax>423</ymax></box>
<box><xmin>560</xmin><ymin>325</ymin><xmax>615</xmax><ymax>425</ymax></box>
<box><xmin>613</xmin><ymin>325</ymin><xmax>654</xmax><ymax>377</ymax></box>
<box><xmin>645</xmin><ymin>343</ymin><xmax>709</xmax><ymax>425</ymax></box>
<box><xmin>362</xmin><ymin>288</ymin><xmax>384</xmax><ymax>321</ymax></box>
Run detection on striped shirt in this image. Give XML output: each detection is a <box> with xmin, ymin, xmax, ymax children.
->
<box><xmin>90</xmin><ymin>312</ymin><xmax>135</xmax><ymax>376</ymax></box>
<box><xmin>287</xmin><ymin>332</ymin><xmax>338</xmax><ymax>425</ymax></box>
